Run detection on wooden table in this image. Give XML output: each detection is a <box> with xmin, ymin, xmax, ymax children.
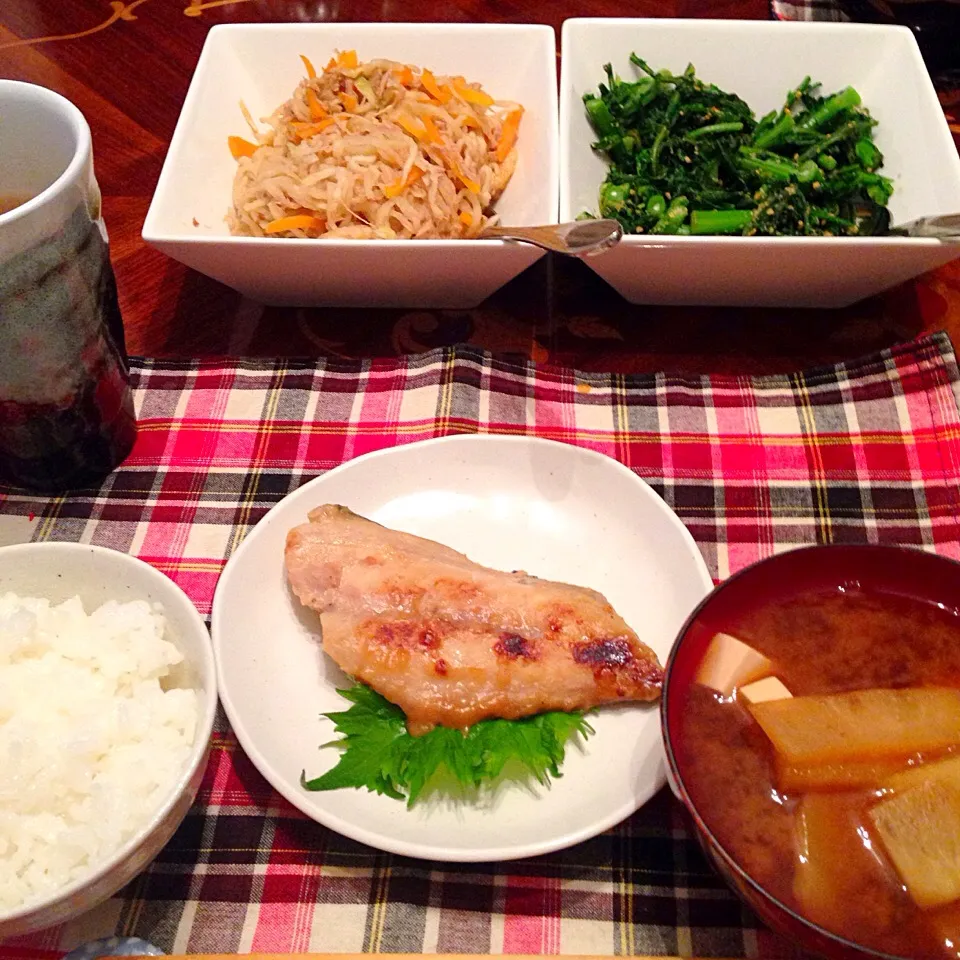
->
<box><xmin>2</xmin><ymin>0</ymin><xmax>959</xmax><ymax>374</ymax></box>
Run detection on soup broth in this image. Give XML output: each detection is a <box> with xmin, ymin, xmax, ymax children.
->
<box><xmin>675</xmin><ymin>587</ymin><xmax>960</xmax><ymax>958</ymax></box>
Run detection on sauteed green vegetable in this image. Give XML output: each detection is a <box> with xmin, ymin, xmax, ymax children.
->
<box><xmin>582</xmin><ymin>56</ymin><xmax>893</xmax><ymax>237</ymax></box>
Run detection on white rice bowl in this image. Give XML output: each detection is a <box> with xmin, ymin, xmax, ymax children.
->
<box><xmin>0</xmin><ymin>594</ymin><xmax>198</xmax><ymax>913</ymax></box>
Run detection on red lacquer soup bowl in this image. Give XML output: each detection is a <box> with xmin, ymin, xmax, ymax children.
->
<box><xmin>661</xmin><ymin>544</ymin><xmax>960</xmax><ymax>960</ymax></box>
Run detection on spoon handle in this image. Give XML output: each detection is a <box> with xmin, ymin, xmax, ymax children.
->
<box><xmin>889</xmin><ymin>213</ymin><xmax>960</xmax><ymax>238</ymax></box>
<box><xmin>480</xmin><ymin>218</ymin><xmax>623</xmax><ymax>257</ymax></box>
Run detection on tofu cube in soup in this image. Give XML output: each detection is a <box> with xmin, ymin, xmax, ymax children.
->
<box><xmin>695</xmin><ymin>632</ymin><xmax>772</xmax><ymax>696</ymax></box>
<box><xmin>738</xmin><ymin>675</ymin><xmax>791</xmax><ymax>706</ymax></box>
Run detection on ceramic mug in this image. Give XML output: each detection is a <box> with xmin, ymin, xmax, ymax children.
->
<box><xmin>0</xmin><ymin>80</ymin><xmax>136</xmax><ymax>493</ymax></box>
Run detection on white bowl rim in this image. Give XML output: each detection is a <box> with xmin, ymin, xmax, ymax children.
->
<box><xmin>139</xmin><ymin>233</ymin><xmax>521</xmax><ymax>249</ymax></box>
<box><xmin>616</xmin><ymin>234</ymin><xmax>960</xmax><ymax>247</ymax></box>
<box><xmin>0</xmin><ymin>542</ymin><xmax>218</xmax><ymax>927</ymax></box>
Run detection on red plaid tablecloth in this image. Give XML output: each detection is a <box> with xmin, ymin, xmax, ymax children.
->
<box><xmin>770</xmin><ymin>0</ymin><xmax>845</xmax><ymax>21</ymax></box>
<box><xmin>3</xmin><ymin>332</ymin><xmax>960</xmax><ymax>960</ymax></box>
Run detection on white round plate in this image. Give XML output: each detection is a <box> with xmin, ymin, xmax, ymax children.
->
<box><xmin>211</xmin><ymin>435</ymin><xmax>712</xmax><ymax>862</ymax></box>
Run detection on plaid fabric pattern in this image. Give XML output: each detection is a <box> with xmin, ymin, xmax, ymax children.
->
<box><xmin>3</xmin><ymin>331</ymin><xmax>960</xmax><ymax>960</ymax></box>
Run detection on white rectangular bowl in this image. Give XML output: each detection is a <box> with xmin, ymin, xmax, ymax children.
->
<box><xmin>560</xmin><ymin>18</ymin><xmax>960</xmax><ymax>308</ymax></box>
<box><xmin>143</xmin><ymin>23</ymin><xmax>558</xmax><ymax>308</ymax></box>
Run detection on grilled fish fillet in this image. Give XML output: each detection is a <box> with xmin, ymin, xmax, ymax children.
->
<box><xmin>284</xmin><ymin>504</ymin><xmax>663</xmax><ymax>733</ymax></box>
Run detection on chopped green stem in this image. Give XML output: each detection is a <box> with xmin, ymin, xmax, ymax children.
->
<box><xmin>797</xmin><ymin>85</ymin><xmax>861</xmax><ymax>131</ymax></box>
<box><xmin>584</xmin><ymin>96</ymin><xmax>617</xmax><ymax>137</ymax></box>
<box><xmin>599</xmin><ymin>182</ymin><xmax>630</xmax><ymax>217</ymax></box>
<box><xmin>651</xmin><ymin>195</ymin><xmax>689</xmax><ymax>234</ymax></box>
<box><xmin>690</xmin><ymin>209</ymin><xmax>753</xmax><ymax>235</ymax></box>
<box><xmin>798</xmin><ymin>119</ymin><xmax>864</xmax><ymax>160</ymax></box>
<box><xmin>650</xmin><ymin>87</ymin><xmax>684</xmax><ymax>173</ymax></box>
<box><xmin>789</xmin><ymin>76</ymin><xmax>813</xmax><ymax>104</ymax></box>
<box><xmin>687</xmin><ymin>121</ymin><xmax>745</xmax><ymax>139</ymax></box>
<box><xmin>629</xmin><ymin>52</ymin><xmax>656</xmax><ymax>77</ymax></box>
<box><xmin>796</xmin><ymin>159</ymin><xmax>822</xmax><ymax>183</ymax></box>
<box><xmin>646</xmin><ymin>193</ymin><xmax>666</xmax><ymax>217</ymax></box>
<box><xmin>752</xmin><ymin>111</ymin><xmax>795</xmax><ymax>150</ymax></box>
<box><xmin>738</xmin><ymin>147</ymin><xmax>798</xmax><ymax>181</ymax></box>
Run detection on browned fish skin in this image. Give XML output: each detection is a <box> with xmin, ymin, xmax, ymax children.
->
<box><xmin>284</xmin><ymin>504</ymin><xmax>663</xmax><ymax>732</ymax></box>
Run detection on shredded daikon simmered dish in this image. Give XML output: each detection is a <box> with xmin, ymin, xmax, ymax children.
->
<box><xmin>226</xmin><ymin>51</ymin><xmax>524</xmax><ymax>240</ymax></box>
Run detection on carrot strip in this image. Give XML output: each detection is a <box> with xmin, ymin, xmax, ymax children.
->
<box><xmin>459</xmin><ymin>210</ymin><xmax>474</xmax><ymax>227</ymax></box>
<box><xmin>306</xmin><ymin>88</ymin><xmax>328</xmax><ymax>121</ymax></box>
<box><xmin>462</xmin><ymin>114</ymin><xmax>481</xmax><ymax>130</ymax></box>
<box><xmin>495</xmin><ymin>107</ymin><xmax>523</xmax><ymax>162</ymax></box>
<box><xmin>300</xmin><ymin>54</ymin><xmax>317</xmax><ymax>79</ymax></box>
<box><xmin>452</xmin><ymin>161</ymin><xmax>481</xmax><ymax>194</ymax></box>
<box><xmin>290</xmin><ymin>118</ymin><xmax>336</xmax><ymax>139</ymax></box>
<box><xmin>338</xmin><ymin>91</ymin><xmax>359</xmax><ymax>112</ymax></box>
<box><xmin>337</xmin><ymin>49</ymin><xmax>358</xmax><ymax>69</ymax></box>
<box><xmin>421</xmin><ymin>69</ymin><xmax>451</xmax><ymax>104</ymax></box>
<box><xmin>325</xmin><ymin>57</ymin><xmax>337</xmax><ymax>71</ymax></box>
<box><xmin>420</xmin><ymin>115</ymin><xmax>443</xmax><ymax>145</ymax></box>
<box><xmin>265</xmin><ymin>214</ymin><xmax>326</xmax><ymax>234</ymax></box>
<box><xmin>384</xmin><ymin>166</ymin><xmax>424</xmax><ymax>199</ymax></box>
<box><xmin>228</xmin><ymin>135</ymin><xmax>258</xmax><ymax>159</ymax></box>
<box><xmin>396</xmin><ymin>113</ymin><xmax>426</xmax><ymax>139</ymax></box>
<box><xmin>453</xmin><ymin>77</ymin><xmax>494</xmax><ymax>107</ymax></box>
<box><xmin>393</xmin><ymin>65</ymin><xmax>413</xmax><ymax>86</ymax></box>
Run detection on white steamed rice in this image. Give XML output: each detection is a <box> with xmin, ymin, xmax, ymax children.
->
<box><xmin>0</xmin><ymin>593</ymin><xmax>199</xmax><ymax>913</ymax></box>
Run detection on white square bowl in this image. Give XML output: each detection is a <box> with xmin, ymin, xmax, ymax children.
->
<box><xmin>560</xmin><ymin>18</ymin><xmax>960</xmax><ymax>308</ymax></box>
<box><xmin>143</xmin><ymin>23</ymin><xmax>558</xmax><ymax>308</ymax></box>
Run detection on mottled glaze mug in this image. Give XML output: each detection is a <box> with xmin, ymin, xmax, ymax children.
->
<box><xmin>0</xmin><ymin>81</ymin><xmax>136</xmax><ymax>493</ymax></box>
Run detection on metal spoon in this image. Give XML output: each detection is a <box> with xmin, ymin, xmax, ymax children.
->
<box><xmin>887</xmin><ymin>213</ymin><xmax>960</xmax><ymax>238</ymax></box>
<box><xmin>63</xmin><ymin>937</ymin><xmax>164</xmax><ymax>960</ymax></box>
<box><xmin>479</xmin><ymin>218</ymin><xmax>622</xmax><ymax>257</ymax></box>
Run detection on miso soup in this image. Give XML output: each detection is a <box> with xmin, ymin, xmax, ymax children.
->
<box><xmin>674</xmin><ymin>584</ymin><xmax>960</xmax><ymax>959</ymax></box>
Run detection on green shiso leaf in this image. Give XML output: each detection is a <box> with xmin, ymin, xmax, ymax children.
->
<box><xmin>301</xmin><ymin>682</ymin><xmax>595</xmax><ymax>807</ymax></box>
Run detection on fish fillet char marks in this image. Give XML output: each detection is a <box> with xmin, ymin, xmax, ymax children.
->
<box><xmin>284</xmin><ymin>504</ymin><xmax>663</xmax><ymax>733</ymax></box>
